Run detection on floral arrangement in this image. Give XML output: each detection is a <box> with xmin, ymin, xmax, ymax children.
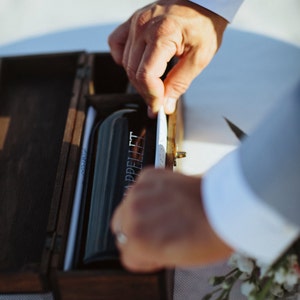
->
<box><xmin>202</xmin><ymin>119</ymin><xmax>300</xmax><ymax>300</ymax></box>
<box><xmin>202</xmin><ymin>251</ymin><xmax>300</xmax><ymax>300</ymax></box>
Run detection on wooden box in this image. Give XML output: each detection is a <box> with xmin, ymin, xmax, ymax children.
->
<box><xmin>0</xmin><ymin>52</ymin><xmax>179</xmax><ymax>299</ymax></box>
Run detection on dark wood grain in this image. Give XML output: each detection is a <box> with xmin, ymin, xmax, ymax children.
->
<box><xmin>54</xmin><ymin>270</ymin><xmax>169</xmax><ymax>300</ymax></box>
<box><xmin>0</xmin><ymin>53</ymin><xmax>80</xmax><ymax>271</ymax></box>
<box><xmin>0</xmin><ymin>272</ymin><xmax>45</xmax><ymax>293</ymax></box>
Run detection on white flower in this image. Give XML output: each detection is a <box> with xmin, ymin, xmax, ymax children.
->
<box><xmin>228</xmin><ymin>253</ymin><xmax>238</xmax><ymax>267</ymax></box>
<box><xmin>207</xmin><ymin>251</ymin><xmax>300</xmax><ymax>300</ymax></box>
<box><xmin>228</xmin><ymin>253</ymin><xmax>255</xmax><ymax>275</ymax></box>
<box><xmin>256</xmin><ymin>260</ymin><xmax>272</xmax><ymax>278</ymax></box>
<box><xmin>274</xmin><ymin>267</ymin><xmax>287</xmax><ymax>285</ymax></box>
<box><xmin>240</xmin><ymin>281</ymin><xmax>256</xmax><ymax>297</ymax></box>
<box><xmin>274</xmin><ymin>266</ymin><xmax>299</xmax><ymax>287</ymax></box>
<box><xmin>285</xmin><ymin>271</ymin><xmax>299</xmax><ymax>286</ymax></box>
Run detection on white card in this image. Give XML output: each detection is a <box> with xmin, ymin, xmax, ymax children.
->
<box><xmin>154</xmin><ymin>107</ymin><xmax>167</xmax><ymax>168</ymax></box>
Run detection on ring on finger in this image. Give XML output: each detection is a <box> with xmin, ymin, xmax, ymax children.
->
<box><xmin>115</xmin><ymin>230</ymin><xmax>128</xmax><ymax>245</ymax></box>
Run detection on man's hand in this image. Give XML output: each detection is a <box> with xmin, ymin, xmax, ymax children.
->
<box><xmin>111</xmin><ymin>168</ymin><xmax>232</xmax><ymax>272</ymax></box>
<box><xmin>108</xmin><ymin>0</ymin><xmax>228</xmax><ymax>117</ymax></box>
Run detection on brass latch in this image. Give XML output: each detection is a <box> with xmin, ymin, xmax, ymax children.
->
<box><xmin>175</xmin><ymin>151</ymin><xmax>186</xmax><ymax>159</ymax></box>
<box><xmin>173</xmin><ymin>151</ymin><xmax>187</xmax><ymax>166</ymax></box>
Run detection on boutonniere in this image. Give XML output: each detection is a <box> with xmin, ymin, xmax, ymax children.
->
<box><xmin>203</xmin><ymin>248</ymin><xmax>300</xmax><ymax>300</ymax></box>
<box><xmin>202</xmin><ymin>118</ymin><xmax>300</xmax><ymax>300</ymax></box>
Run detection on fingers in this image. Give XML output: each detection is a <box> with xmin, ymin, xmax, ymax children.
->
<box><xmin>108</xmin><ymin>7</ymin><xmax>182</xmax><ymax>117</ymax></box>
<box><xmin>111</xmin><ymin>168</ymin><xmax>169</xmax><ymax>271</ymax></box>
<box><xmin>108</xmin><ymin>1</ymin><xmax>227</xmax><ymax>117</ymax></box>
<box><xmin>135</xmin><ymin>39</ymin><xmax>178</xmax><ymax>115</ymax></box>
<box><xmin>108</xmin><ymin>20</ymin><xmax>131</xmax><ymax>65</ymax></box>
<box><xmin>111</xmin><ymin>168</ymin><xmax>203</xmax><ymax>271</ymax></box>
<box><xmin>111</xmin><ymin>168</ymin><xmax>232</xmax><ymax>271</ymax></box>
<box><xmin>123</xmin><ymin>31</ymin><xmax>167</xmax><ymax>116</ymax></box>
<box><xmin>109</xmin><ymin>24</ymin><xmax>206</xmax><ymax>117</ymax></box>
<box><xmin>122</xmin><ymin>20</ymin><xmax>180</xmax><ymax>116</ymax></box>
<box><xmin>111</xmin><ymin>187</ymin><xmax>164</xmax><ymax>273</ymax></box>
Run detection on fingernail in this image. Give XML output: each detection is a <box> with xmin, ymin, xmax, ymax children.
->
<box><xmin>165</xmin><ymin>98</ymin><xmax>177</xmax><ymax>114</ymax></box>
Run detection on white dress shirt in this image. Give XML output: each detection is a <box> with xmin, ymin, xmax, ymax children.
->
<box><xmin>188</xmin><ymin>0</ymin><xmax>300</xmax><ymax>265</ymax></box>
<box><xmin>189</xmin><ymin>0</ymin><xmax>244</xmax><ymax>22</ymax></box>
<box><xmin>203</xmin><ymin>150</ymin><xmax>300</xmax><ymax>265</ymax></box>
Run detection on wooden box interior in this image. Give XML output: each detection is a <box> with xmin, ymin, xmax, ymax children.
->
<box><xmin>0</xmin><ymin>52</ymin><xmax>173</xmax><ymax>299</ymax></box>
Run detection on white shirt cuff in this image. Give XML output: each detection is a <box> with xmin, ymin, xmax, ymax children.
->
<box><xmin>202</xmin><ymin>150</ymin><xmax>300</xmax><ymax>265</ymax></box>
<box><xmin>189</xmin><ymin>0</ymin><xmax>244</xmax><ymax>22</ymax></box>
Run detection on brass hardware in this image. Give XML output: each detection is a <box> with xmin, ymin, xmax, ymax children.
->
<box><xmin>175</xmin><ymin>151</ymin><xmax>186</xmax><ymax>159</ymax></box>
<box><xmin>173</xmin><ymin>151</ymin><xmax>187</xmax><ymax>167</ymax></box>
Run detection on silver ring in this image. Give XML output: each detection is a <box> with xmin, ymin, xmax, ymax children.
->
<box><xmin>116</xmin><ymin>231</ymin><xmax>128</xmax><ymax>245</ymax></box>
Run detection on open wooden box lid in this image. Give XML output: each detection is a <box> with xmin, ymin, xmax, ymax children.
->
<box><xmin>0</xmin><ymin>52</ymin><xmax>176</xmax><ymax>299</ymax></box>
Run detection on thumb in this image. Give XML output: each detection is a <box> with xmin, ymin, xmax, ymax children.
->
<box><xmin>163</xmin><ymin>51</ymin><xmax>207</xmax><ymax>114</ymax></box>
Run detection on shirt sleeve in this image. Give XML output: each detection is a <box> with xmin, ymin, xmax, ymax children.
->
<box><xmin>201</xmin><ymin>82</ymin><xmax>300</xmax><ymax>265</ymax></box>
<box><xmin>189</xmin><ymin>0</ymin><xmax>244</xmax><ymax>22</ymax></box>
<box><xmin>202</xmin><ymin>149</ymin><xmax>300</xmax><ymax>265</ymax></box>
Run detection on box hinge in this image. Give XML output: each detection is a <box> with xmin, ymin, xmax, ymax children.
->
<box><xmin>45</xmin><ymin>232</ymin><xmax>63</xmax><ymax>254</ymax></box>
<box><xmin>76</xmin><ymin>66</ymin><xmax>91</xmax><ymax>79</ymax></box>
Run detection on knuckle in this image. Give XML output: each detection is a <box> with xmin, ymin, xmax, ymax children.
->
<box><xmin>134</xmin><ymin>71</ymin><xmax>155</xmax><ymax>95</ymax></box>
<box><xmin>151</xmin><ymin>17</ymin><xmax>178</xmax><ymax>38</ymax></box>
<box><xmin>135</xmin><ymin>69</ymin><xmax>149</xmax><ymax>83</ymax></box>
<box><xmin>169</xmin><ymin>79</ymin><xmax>190</xmax><ymax>96</ymax></box>
<box><xmin>147</xmin><ymin>19</ymin><xmax>180</xmax><ymax>53</ymax></box>
<box><xmin>125</xmin><ymin>65</ymin><xmax>137</xmax><ymax>82</ymax></box>
<box><xmin>126</xmin><ymin>66</ymin><xmax>152</xmax><ymax>87</ymax></box>
<box><xmin>132</xmin><ymin>10</ymin><xmax>151</xmax><ymax>31</ymax></box>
